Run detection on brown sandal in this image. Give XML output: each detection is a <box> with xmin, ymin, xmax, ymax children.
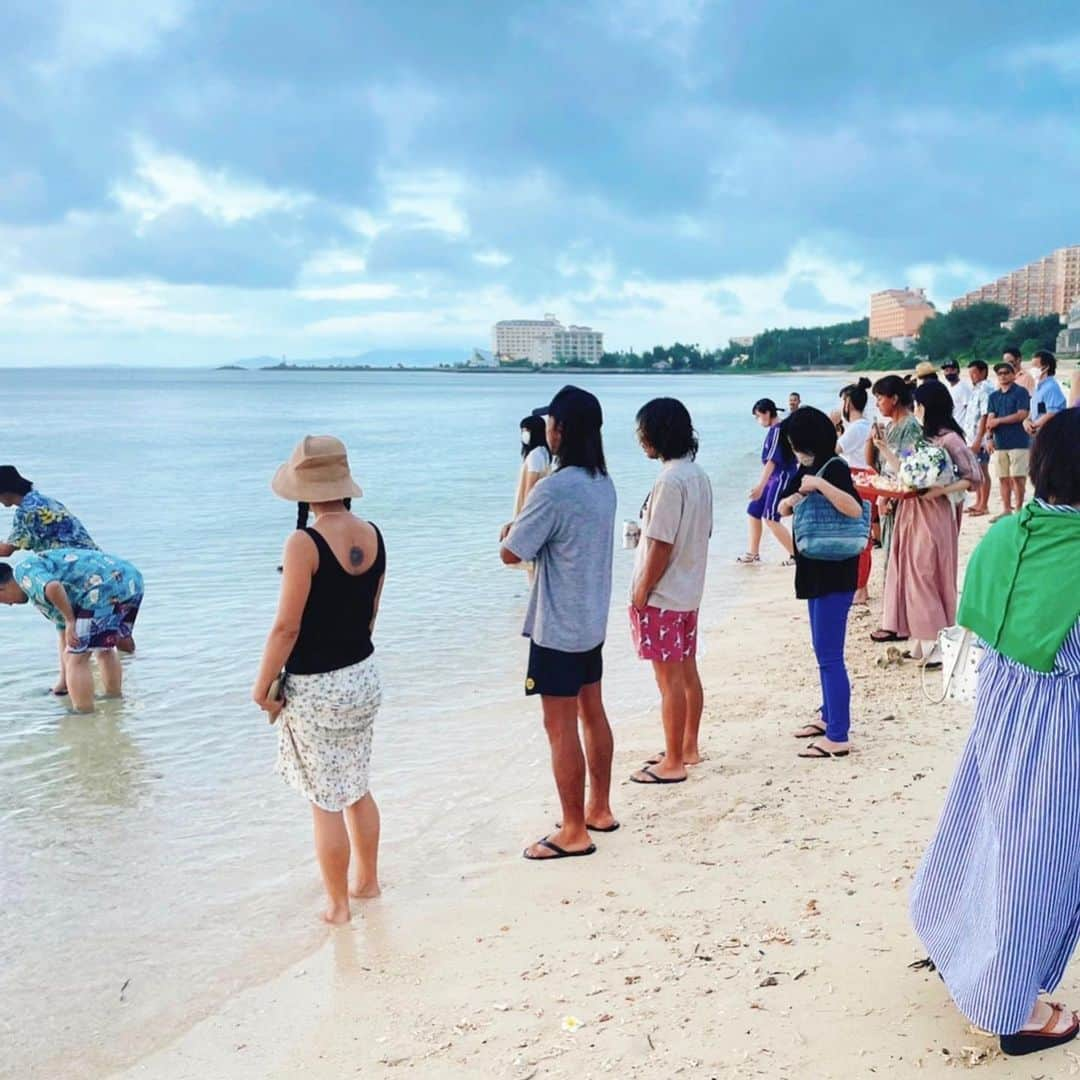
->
<box><xmin>1000</xmin><ymin>1003</ymin><xmax>1079</xmax><ymax>1057</ymax></box>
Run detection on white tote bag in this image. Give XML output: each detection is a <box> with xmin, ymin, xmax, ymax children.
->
<box><xmin>922</xmin><ymin>625</ymin><xmax>983</xmax><ymax>705</ymax></box>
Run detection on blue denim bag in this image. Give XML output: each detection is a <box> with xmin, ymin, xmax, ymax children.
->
<box><xmin>793</xmin><ymin>457</ymin><xmax>871</xmax><ymax>561</ymax></box>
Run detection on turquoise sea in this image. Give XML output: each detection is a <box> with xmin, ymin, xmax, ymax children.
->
<box><xmin>0</xmin><ymin>368</ymin><xmax>847</xmax><ymax>1077</ymax></box>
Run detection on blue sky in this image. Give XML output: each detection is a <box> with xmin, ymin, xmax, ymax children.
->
<box><xmin>0</xmin><ymin>1</ymin><xmax>1076</xmax><ymax>365</ymax></box>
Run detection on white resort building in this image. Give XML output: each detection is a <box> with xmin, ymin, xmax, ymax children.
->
<box><xmin>493</xmin><ymin>314</ymin><xmax>604</xmax><ymax>365</ymax></box>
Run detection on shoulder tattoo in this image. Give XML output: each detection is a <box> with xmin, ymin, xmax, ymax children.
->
<box><xmin>349</xmin><ymin>546</ymin><xmax>365</xmax><ymax>568</ymax></box>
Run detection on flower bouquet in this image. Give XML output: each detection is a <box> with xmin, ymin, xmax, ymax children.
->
<box><xmin>897</xmin><ymin>441</ymin><xmax>955</xmax><ymax>493</ymax></box>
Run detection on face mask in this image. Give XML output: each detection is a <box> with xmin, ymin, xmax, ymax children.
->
<box><xmin>1029</xmin><ymin>366</ymin><xmax>1043</xmax><ymax>380</ymax></box>
<box><xmin>521</xmin><ymin>431</ymin><xmax>531</xmax><ymax>446</ymax></box>
<box><xmin>944</xmin><ymin>371</ymin><xmax>959</xmax><ymax>384</ymax></box>
<box><xmin>794</xmin><ymin>451</ymin><xmax>815</xmax><ymax>468</ymax></box>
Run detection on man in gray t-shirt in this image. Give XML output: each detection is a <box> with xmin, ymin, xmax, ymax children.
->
<box><xmin>501</xmin><ymin>385</ymin><xmax>618</xmax><ymax>863</ymax></box>
<box><xmin>509</xmin><ymin>466</ymin><xmax>616</xmax><ymax>652</ymax></box>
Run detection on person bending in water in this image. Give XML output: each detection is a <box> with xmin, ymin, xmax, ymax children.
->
<box><xmin>0</xmin><ymin>466</ymin><xmax>134</xmax><ymax>696</ymax></box>
<box><xmin>0</xmin><ymin>549</ymin><xmax>144</xmax><ymax>713</ymax></box>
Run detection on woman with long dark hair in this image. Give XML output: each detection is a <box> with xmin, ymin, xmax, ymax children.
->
<box><xmin>873</xmin><ymin>381</ymin><xmax>980</xmax><ymax>661</ymax></box>
<box><xmin>911</xmin><ymin>408</ymin><xmax>1080</xmax><ymax>1058</ymax></box>
<box><xmin>868</xmin><ymin>375</ymin><xmax>923</xmax><ymax>642</ymax></box>
<box><xmin>253</xmin><ymin>435</ymin><xmax>385</xmax><ymax>925</ymax></box>
<box><xmin>777</xmin><ymin>407</ymin><xmax>864</xmax><ymax>759</ymax></box>
<box><xmin>500</xmin><ymin>415</ymin><xmax>551</xmax><ymax>546</ymax></box>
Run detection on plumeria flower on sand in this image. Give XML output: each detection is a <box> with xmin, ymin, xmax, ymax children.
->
<box><xmin>561</xmin><ymin>1016</ymin><xmax>584</xmax><ymax>1033</ymax></box>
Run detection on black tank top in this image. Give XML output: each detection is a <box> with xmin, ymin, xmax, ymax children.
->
<box><xmin>285</xmin><ymin>524</ymin><xmax>386</xmax><ymax>676</ymax></box>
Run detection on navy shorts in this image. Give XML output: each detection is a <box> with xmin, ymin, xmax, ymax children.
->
<box><xmin>747</xmin><ymin>475</ymin><xmax>786</xmax><ymax>523</ymax></box>
<box><xmin>525</xmin><ymin>641</ymin><xmax>604</xmax><ymax>697</ymax></box>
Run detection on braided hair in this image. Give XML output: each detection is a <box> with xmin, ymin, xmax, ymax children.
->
<box><xmin>295</xmin><ymin>498</ymin><xmax>351</xmax><ymax>530</ymax></box>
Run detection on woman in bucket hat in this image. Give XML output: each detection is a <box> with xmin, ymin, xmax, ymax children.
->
<box><xmin>253</xmin><ymin>435</ymin><xmax>386</xmax><ymax>925</ymax></box>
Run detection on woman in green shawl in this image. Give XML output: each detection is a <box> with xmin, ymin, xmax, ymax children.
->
<box><xmin>910</xmin><ymin>408</ymin><xmax>1080</xmax><ymax>1058</ymax></box>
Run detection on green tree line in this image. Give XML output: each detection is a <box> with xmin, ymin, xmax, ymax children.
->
<box><xmin>593</xmin><ymin>317</ymin><xmax>871</xmax><ymax>372</ymax></box>
<box><xmin>551</xmin><ymin>302</ymin><xmax>1062</xmax><ymax>373</ymax></box>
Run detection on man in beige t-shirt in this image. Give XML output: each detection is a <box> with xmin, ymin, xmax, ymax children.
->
<box><xmin>628</xmin><ymin>398</ymin><xmax>714</xmax><ymax>785</ymax></box>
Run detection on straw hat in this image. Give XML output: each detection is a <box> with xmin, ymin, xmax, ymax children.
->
<box><xmin>914</xmin><ymin>361</ymin><xmax>937</xmax><ymax>379</ymax></box>
<box><xmin>271</xmin><ymin>435</ymin><xmax>363</xmax><ymax>502</ymax></box>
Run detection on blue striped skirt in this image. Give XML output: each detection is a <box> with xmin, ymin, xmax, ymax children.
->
<box><xmin>910</xmin><ymin>621</ymin><xmax>1080</xmax><ymax>1035</ymax></box>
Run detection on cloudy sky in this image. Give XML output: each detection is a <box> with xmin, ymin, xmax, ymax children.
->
<box><xmin>0</xmin><ymin>1</ymin><xmax>1076</xmax><ymax>365</ymax></box>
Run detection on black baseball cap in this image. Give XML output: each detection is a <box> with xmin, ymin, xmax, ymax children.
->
<box><xmin>532</xmin><ymin>385</ymin><xmax>603</xmax><ymax>429</ymax></box>
<box><xmin>0</xmin><ymin>466</ymin><xmax>30</xmax><ymax>494</ymax></box>
<box><xmin>941</xmin><ymin>359</ymin><xmax>959</xmax><ymax>370</ymax></box>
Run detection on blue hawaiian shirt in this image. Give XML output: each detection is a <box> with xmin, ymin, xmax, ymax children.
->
<box><xmin>7</xmin><ymin>491</ymin><xmax>98</xmax><ymax>552</ymax></box>
<box><xmin>17</xmin><ymin>549</ymin><xmax>143</xmax><ymax>629</ymax></box>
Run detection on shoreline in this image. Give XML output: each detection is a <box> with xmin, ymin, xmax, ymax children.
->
<box><xmin>110</xmin><ymin>512</ymin><xmax>1075</xmax><ymax>1079</ymax></box>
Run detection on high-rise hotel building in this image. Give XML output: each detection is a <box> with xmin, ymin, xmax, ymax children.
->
<box><xmin>493</xmin><ymin>314</ymin><xmax>604</xmax><ymax>365</ymax></box>
<box><xmin>951</xmin><ymin>245</ymin><xmax>1080</xmax><ymax>318</ymax></box>
<box><xmin>869</xmin><ymin>287</ymin><xmax>936</xmax><ymax>340</ymax></box>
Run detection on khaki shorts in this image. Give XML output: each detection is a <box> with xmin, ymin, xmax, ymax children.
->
<box><xmin>992</xmin><ymin>448</ymin><xmax>1029</xmax><ymax>479</ymax></box>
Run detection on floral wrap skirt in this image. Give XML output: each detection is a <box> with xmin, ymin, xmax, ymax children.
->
<box><xmin>275</xmin><ymin>656</ymin><xmax>382</xmax><ymax>811</ymax></box>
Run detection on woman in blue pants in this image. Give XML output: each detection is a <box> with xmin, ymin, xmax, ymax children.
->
<box><xmin>777</xmin><ymin>407</ymin><xmax>863</xmax><ymax>759</ymax></box>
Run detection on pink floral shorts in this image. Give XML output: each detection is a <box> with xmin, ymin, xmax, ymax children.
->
<box><xmin>628</xmin><ymin>605</ymin><xmax>699</xmax><ymax>662</ymax></box>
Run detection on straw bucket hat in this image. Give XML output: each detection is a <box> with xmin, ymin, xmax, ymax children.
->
<box><xmin>272</xmin><ymin>435</ymin><xmax>363</xmax><ymax>502</ymax></box>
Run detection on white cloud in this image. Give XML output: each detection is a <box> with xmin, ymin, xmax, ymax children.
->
<box><xmin>298</xmin><ymin>282</ymin><xmax>401</xmax><ymax>302</ymax></box>
<box><xmin>367</xmin><ymin>82</ymin><xmax>443</xmax><ymax>155</ymax></box>
<box><xmin>902</xmin><ymin>258</ymin><xmax>996</xmax><ymax>310</ymax></box>
<box><xmin>1010</xmin><ymin>37</ymin><xmax>1080</xmax><ymax>78</ymax></box>
<box><xmin>113</xmin><ymin>140</ymin><xmax>310</xmax><ymax>225</ymax></box>
<box><xmin>343</xmin><ymin>209</ymin><xmax>383</xmax><ymax>239</ymax></box>
<box><xmin>594</xmin><ymin>0</ymin><xmax>708</xmax><ymax>66</ymax></box>
<box><xmin>0</xmin><ymin>274</ymin><xmax>242</xmax><ymax>335</ymax></box>
<box><xmin>382</xmin><ymin>169</ymin><xmax>469</xmax><ymax>236</ymax></box>
<box><xmin>39</xmin><ymin>0</ymin><xmax>189</xmax><ymax>74</ymax></box>
<box><xmin>473</xmin><ymin>249</ymin><xmax>512</xmax><ymax>268</ymax></box>
<box><xmin>300</xmin><ymin>249</ymin><xmax>369</xmax><ymax>277</ymax></box>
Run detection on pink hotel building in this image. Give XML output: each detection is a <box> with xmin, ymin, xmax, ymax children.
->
<box><xmin>951</xmin><ymin>244</ymin><xmax>1080</xmax><ymax>319</ymax></box>
<box><xmin>868</xmin><ymin>287</ymin><xmax>936</xmax><ymax>341</ymax></box>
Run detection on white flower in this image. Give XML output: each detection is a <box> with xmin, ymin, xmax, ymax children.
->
<box><xmin>898</xmin><ymin>442</ymin><xmax>954</xmax><ymax>490</ymax></box>
<box><xmin>561</xmin><ymin>1016</ymin><xmax>584</xmax><ymax>1033</ymax></box>
<box><xmin>87</xmin><ymin>589</ymin><xmax>99</xmax><ymax>604</ymax></box>
<box><xmin>87</xmin><ymin>575</ymin><xmax>103</xmax><ymax>586</ymax></box>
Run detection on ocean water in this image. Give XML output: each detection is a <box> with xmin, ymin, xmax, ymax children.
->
<box><xmin>0</xmin><ymin>368</ymin><xmax>846</xmax><ymax>1077</ymax></box>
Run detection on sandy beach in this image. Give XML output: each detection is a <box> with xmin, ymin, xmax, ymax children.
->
<box><xmin>106</xmin><ymin>503</ymin><xmax>1078</xmax><ymax>1080</ymax></box>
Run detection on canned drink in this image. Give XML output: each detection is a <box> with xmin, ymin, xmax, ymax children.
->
<box><xmin>622</xmin><ymin>520</ymin><xmax>642</xmax><ymax>549</ymax></box>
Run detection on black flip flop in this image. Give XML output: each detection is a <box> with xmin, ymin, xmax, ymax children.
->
<box><xmin>870</xmin><ymin>630</ymin><xmax>909</xmax><ymax>643</ymax></box>
<box><xmin>630</xmin><ymin>765</ymin><xmax>687</xmax><ymax>785</ymax></box>
<box><xmin>522</xmin><ymin>837</ymin><xmax>597</xmax><ymax>861</ymax></box>
<box><xmin>798</xmin><ymin>742</ymin><xmax>851</xmax><ymax>759</ymax></box>
<box><xmin>794</xmin><ymin>722</ymin><xmax>827</xmax><ymax>739</ymax></box>
<box><xmin>50</xmin><ymin>688</ymin><xmax>69</xmax><ymax>697</ymax></box>
<box><xmin>644</xmin><ymin>754</ymin><xmax>705</xmax><ymax>767</ymax></box>
<box><xmin>556</xmin><ymin>821</ymin><xmax>621</xmax><ymax>833</ymax></box>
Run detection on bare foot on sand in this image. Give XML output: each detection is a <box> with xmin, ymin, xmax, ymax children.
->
<box><xmin>322</xmin><ymin>902</ymin><xmax>351</xmax><ymax>925</ymax></box>
<box><xmin>349</xmin><ymin>880</ymin><xmax>381</xmax><ymax>900</ymax></box>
